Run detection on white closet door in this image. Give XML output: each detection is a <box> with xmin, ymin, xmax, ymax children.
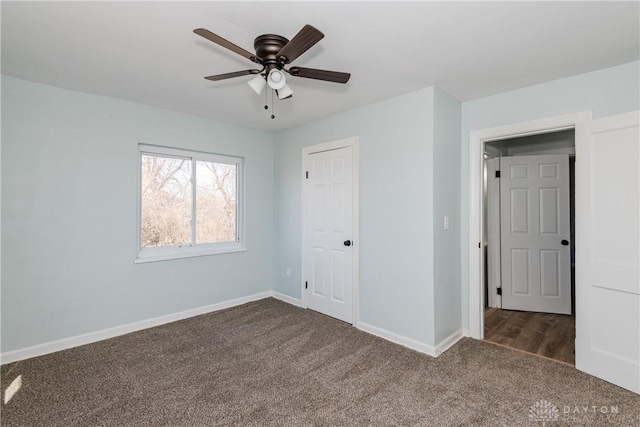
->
<box><xmin>575</xmin><ymin>110</ymin><xmax>640</xmax><ymax>394</ymax></box>
<box><xmin>304</xmin><ymin>146</ymin><xmax>354</xmax><ymax>323</ymax></box>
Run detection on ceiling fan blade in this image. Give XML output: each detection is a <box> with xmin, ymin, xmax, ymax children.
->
<box><xmin>194</xmin><ymin>28</ymin><xmax>261</xmax><ymax>64</ymax></box>
<box><xmin>277</xmin><ymin>25</ymin><xmax>324</xmax><ymax>64</ymax></box>
<box><xmin>288</xmin><ymin>67</ymin><xmax>351</xmax><ymax>84</ymax></box>
<box><xmin>204</xmin><ymin>69</ymin><xmax>262</xmax><ymax>81</ymax></box>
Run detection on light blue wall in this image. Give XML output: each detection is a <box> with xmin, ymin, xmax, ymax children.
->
<box><xmin>5</xmin><ymin>59</ymin><xmax>637</xmax><ymax>355</ymax></box>
<box><xmin>433</xmin><ymin>88</ymin><xmax>462</xmax><ymax>343</ymax></box>
<box><xmin>460</xmin><ymin>61</ymin><xmax>640</xmax><ymax>328</ymax></box>
<box><xmin>274</xmin><ymin>87</ymin><xmax>436</xmax><ymax>345</ymax></box>
<box><xmin>1</xmin><ymin>76</ymin><xmax>274</xmax><ymax>352</ymax></box>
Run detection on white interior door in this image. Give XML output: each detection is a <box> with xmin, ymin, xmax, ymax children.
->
<box><xmin>500</xmin><ymin>154</ymin><xmax>571</xmax><ymax>314</ymax></box>
<box><xmin>303</xmin><ymin>145</ymin><xmax>354</xmax><ymax>323</ymax></box>
<box><xmin>575</xmin><ymin>111</ymin><xmax>639</xmax><ymax>394</ymax></box>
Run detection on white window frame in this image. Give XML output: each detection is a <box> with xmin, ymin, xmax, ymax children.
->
<box><xmin>135</xmin><ymin>144</ymin><xmax>246</xmax><ymax>263</ymax></box>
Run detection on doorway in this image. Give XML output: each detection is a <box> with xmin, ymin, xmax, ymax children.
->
<box><xmin>482</xmin><ymin>130</ymin><xmax>576</xmax><ymax>364</ymax></box>
<box><xmin>466</xmin><ymin>112</ymin><xmax>591</xmax><ymax>347</ymax></box>
<box><xmin>301</xmin><ymin>137</ymin><xmax>359</xmax><ymax>325</ymax></box>
<box><xmin>468</xmin><ymin>110</ymin><xmax>640</xmax><ymax>394</ymax></box>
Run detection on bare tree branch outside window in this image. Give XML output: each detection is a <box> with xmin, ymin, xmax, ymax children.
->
<box><xmin>196</xmin><ymin>161</ymin><xmax>236</xmax><ymax>243</ymax></box>
<box><xmin>141</xmin><ymin>153</ymin><xmax>237</xmax><ymax>248</ymax></box>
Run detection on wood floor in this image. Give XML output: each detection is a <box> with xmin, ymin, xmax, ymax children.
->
<box><xmin>484</xmin><ymin>308</ymin><xmax>575</xmax><ymax>365</ymax></box>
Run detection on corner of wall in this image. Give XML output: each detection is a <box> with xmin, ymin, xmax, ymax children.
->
<box><xmin>433</xmin><ymin>87</ymin><xmax>463</xmax><ymax>343</ymax></box>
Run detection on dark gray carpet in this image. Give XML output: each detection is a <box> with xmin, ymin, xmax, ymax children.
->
<box><xmin>1</xmin><ymin>298</ymin><xmax>638</xmax><ymax>426</ymax></box>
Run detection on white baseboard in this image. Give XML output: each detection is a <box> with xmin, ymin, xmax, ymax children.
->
<box><xmin>0</xmin><ymin>291</ymin><xmax>272</xmax><ymax>365</ymax></box>
<box><xmin>1</xmin><ymin>290</ymin><xmax>463</xmax><ymax>365</ymax></box>
<box><xmin>271</xmin><ymin>291</ymin><xmax>302</xmax><ymax>307</ymax></box>
<box><xmin>435</xmin><ymin>328</ymin><xmax>464</xmax><ymax>356</ymax></box>
<box><xmin>358</xmin><ymin>322</ymin><xmax>437</xmax><ymax>357</ymax></box>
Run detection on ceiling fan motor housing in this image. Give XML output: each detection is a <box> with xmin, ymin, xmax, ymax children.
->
<box><xmin>254</xmin><ymin>34</ymin><xmax>289</xmax><ymax>70</ymax></box>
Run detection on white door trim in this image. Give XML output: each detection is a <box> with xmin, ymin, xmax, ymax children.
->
<box><xmin>468</xmin><ymin>112</ymin><xmax>592</xmax><ymax>339</ymax></box>
<box><xmin>486</xmin><ymin>157</ymin><xmax>501</xmax><ymax>309</ymax></box>
<box><xmin>301</xmin><ymin>137</ymin><xmax>360</xmax><ymax>327</ymax></box>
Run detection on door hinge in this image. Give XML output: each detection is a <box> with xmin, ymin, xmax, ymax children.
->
<box><xmin>478</xmin><ymin>242</ymin><xmax>481</xmax><ymax>249</ymax></box>
<box><xmin>495</xmin><ymin>170</ymin><xmax>501</xmax><ymax>178</ymax></box>
<box><xmin>497</xmin><ymin>288</ymin><xmax>502</xmax><ymax>295</ymax></box>
<box><xmin>305</xmin><ymin>281</ymin><xmax>308</xmax><ymax>289</ymax></box>
<box><xmin>305</xmin><ymin>171</ymin><xmax>309</xmax><ymax>179</ymax></box>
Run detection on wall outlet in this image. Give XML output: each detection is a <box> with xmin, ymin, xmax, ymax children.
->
<box><xmin>286</xmin><ymin>267</ymin><xmax>291</xmax><ymax>277</ymax></box>
<box><xmin>444</xmin><ymin>216</ymin><xmax>450</xmax><ymax>230</ymax></box>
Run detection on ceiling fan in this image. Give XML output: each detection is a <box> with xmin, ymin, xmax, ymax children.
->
<box><xmin>194</xmin><ymin>24</ymin><xmax>350</xmax><ymax>110</ymax></box>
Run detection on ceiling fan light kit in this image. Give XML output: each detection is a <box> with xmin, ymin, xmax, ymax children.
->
<box><xmin>267</xmin><ymin>69</ymin><xmax>286</xmax><ymax>90</ymax></box>
<box><xmin>194</xmin><ymin>24</ymin><xmax>350</xmax><ymax>119</ymax></box>
<box><xmin>276</xmin><ymin>84</ymin><xmax>293</xmax><ymax>100</ymax></box>
<box><xmin>247</xmin><ymin>75</ymin><xmax>266</xmax><ymax>95</ymax></box>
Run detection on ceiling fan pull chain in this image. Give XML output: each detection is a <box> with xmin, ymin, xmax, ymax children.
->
<box><xmin>271</xmin><ymin>90</ymin><xmax>275</xmax><ymax>119</ymax></box>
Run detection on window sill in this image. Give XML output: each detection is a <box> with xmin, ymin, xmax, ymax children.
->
<box><xmin>134</xmin><ymin>245</ymin><xmax>247</xmax><ymax>264</ymax></box>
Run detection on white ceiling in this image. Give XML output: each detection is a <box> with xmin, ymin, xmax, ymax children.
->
<box><xmin>2</xmin><ymin>1</ymin><xmax>638</xmax><ymax>132</ymax></box>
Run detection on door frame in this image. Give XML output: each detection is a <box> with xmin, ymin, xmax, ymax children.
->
<box><xmin>467</xmin><ymin>112</ymin><xmax>591</xmax><ymax>339</ymax></box>
<box><xmin>301</xmin><ymin>137</ymin><xmax>360</xmax><ymax>326</ymax></box>
<box><xmin>485</xmin><ymin>157</ymin><xmax>501</xmax><ymax>309</ymax></box>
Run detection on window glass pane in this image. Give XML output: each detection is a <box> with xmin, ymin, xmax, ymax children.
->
<box><xmin>196</xmin><ymin>161</ymin><xmax>237</xmax><ymax>243</ymax></box>
<box><xmin>141</xmin><ymin>154</ymin><xmax>192</xmax><ymax>248</ymax></box>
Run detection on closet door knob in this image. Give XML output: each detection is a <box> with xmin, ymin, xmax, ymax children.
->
<box><xmin>344</xmin><ymin>240</ymin><xmax>352</xmax><ymax>247</ymax></box>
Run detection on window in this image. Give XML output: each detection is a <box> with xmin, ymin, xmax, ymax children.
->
<box><xmin>136</xmin><ymin>145</ymin><xmax>244</xmax><ymax>263</ymax></box>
